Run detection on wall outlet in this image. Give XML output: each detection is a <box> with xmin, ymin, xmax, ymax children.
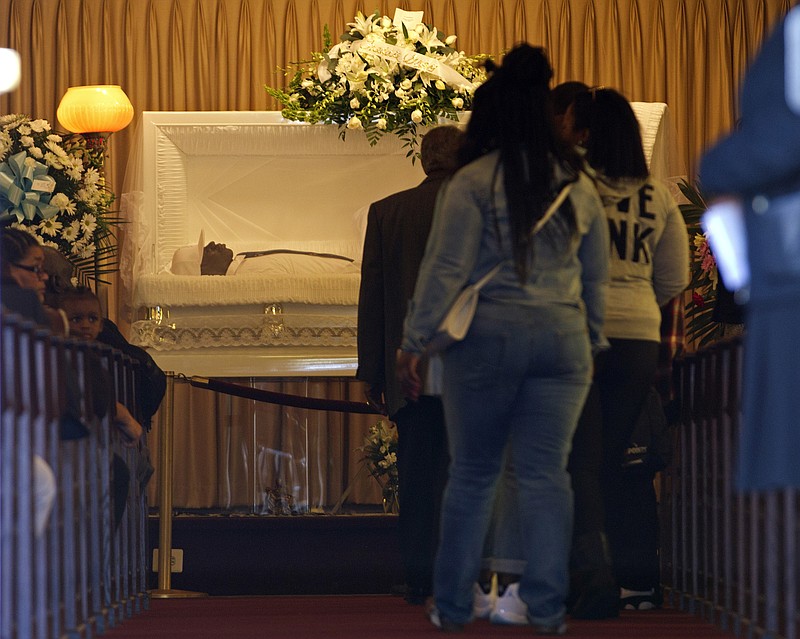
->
<box><xmin>152</xmin><ymin>548</ymin><xmax>184</xmax><ymax>573</ymax></box>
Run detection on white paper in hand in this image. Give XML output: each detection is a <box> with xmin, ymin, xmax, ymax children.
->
<box><xmin>701</xmin><ymin>200</ymin><xmax>750</xmax><ymax>292</ymax></box>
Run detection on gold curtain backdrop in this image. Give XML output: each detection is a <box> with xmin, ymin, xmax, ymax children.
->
<box><xmin>0</xmin><ymin>0</ymin><xmax>791</xmax><ymax>510</ymax></box>
<box><xmin>0</xmin><ymin>0</ymin><xmax>792</xmax><ymax>322</ymax></box>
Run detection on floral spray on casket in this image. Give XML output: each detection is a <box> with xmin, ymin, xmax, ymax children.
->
<box><xmin>266</xmin><ymin>8</ymin><xmax>488</xmax><ymax>158</ymax></box>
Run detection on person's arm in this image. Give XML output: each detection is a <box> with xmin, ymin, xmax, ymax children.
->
<box><xmin>652</xmin><ymin>191</ymin><xmax>690</xmax><ymax>306</ymax></box>
<box><xmin>114</xmin><ymin>402</ymin><xmax>143</xmax><ymax>448</ymax></box>
<box><xmin>400</xmin><ymin>175</ymin><xmax>483</xmax><ymax>355</ymax></box>
<box><xmin>575</xmin><ymin>181</ymin><xmax>610</xmax><ymax>355</ymax></box>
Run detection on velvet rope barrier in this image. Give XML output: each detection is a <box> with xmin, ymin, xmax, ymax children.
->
<box><xmin>186</xmin><ymin>375</ymin><xmax>382</xmax><ymax>415</ymax></box>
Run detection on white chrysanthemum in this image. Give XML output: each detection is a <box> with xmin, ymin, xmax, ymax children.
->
<box><xmin>43</xmin><ymin>151</ymin><xmax>64</xmax><ymax>170</ymax></box>
<box><xmin>46</xmin><ymin>134</ymin><xmax>62</xmax><ymax>143</ymax></box>
<box><xmin>49</xmin><ymin>193</ymin><xmax>71</xmax><ymax>211</ymax></box>
<box><xmin>19</xmin><ymin>135</ymin><xmax>34</xmax><ymax>148</ymax></box>
<box><xmin>18</xmin><ymin>124</ymin><xmax>31</xmax><ymax>135</ymax></box>
<box><xmin>78</xmin><ymin>243</ymin><xmax>96</xmax><ymax>259</ymax></box>
<box><xmin>30</xmin><ymin>119</ymin><xmax>50</xmax><ymax>133</ymax></box>
<box><xmin>38</xmin><ymin>217</ymin><xmax>63</xmax><ymax>237</ymax></box>
<box><xmin>81</xmin><ymin>213</ymin><xmax>98</xmax><ymax>235</ymax></box>
<box><xmin>84</xmin><ymin>167</ymin><xmax>100</xmax><ymax>187</ymax></box>
<box><xmin>44</xmin><ymin>139</ymin><xmax>68</xmax><ymax>158</ymax></box>
<box><xmin>28</xmin><ymin>146</ymin><xmax>43</xmax><ymax>160</ymax></box>
<box><xmin>61</xmin><ymin>221</ymin><xmax>80</xmax><ymax>243</ymax></box>
<box><xmin>10</xmin><ymin>222</ymin><xmax>40</xmax><ymax>240</ymax></box>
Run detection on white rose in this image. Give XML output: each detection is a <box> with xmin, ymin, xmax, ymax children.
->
<box><xmin>415</xmin><ymin>24</ymin><xmax>426</xmax><ymax>34</ymax></box>
<box><xmin>376</xmin><ymin>118</ymin><xmax>387</xmax><ymax>130</ymax></box>
<box><xmin>381</xmin><ymin>17</ymin><xmax>392</xmax><ymax>28</ymax></box>
<box><xmin>435</xmin><ymin>80</ymin><xmax>446</xmax><ymax>90</ymax></box>
<box><xmin>407</xmin><ymin>31</ymin><xmax>419</xmax><ymax>43</ymax></box>
<box><xmin>411</xmin><ymin>109</ymin><xmax>423</xmax><ymax>123</ymax></box>
<box><xmin>401</xmin><ymin>79</ymin><xmax>413</xmax><ymax>90</ymax></box>
<box><xmin>445</xmin><ymin>35</ymin><xmax>457</xmax><ymax>45</ymax></box>
<box><xmin>350</xmin><ymin>97</ymin><xmax>360</xmax><ymax>109</ymax></box>
<box><xmin>347</xmin><ymin>116</ymin><xmax>363</xmax><ymax>130</ymax></box>
<box><xmin>452</xmin><ymin>97</ymin><xmax>464</xmax><ymax>109</ymax></box>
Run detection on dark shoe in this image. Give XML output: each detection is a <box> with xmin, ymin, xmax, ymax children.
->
<box><xmin>533</xmin><ymin>620</ymin><xmax>567</xmax><ymax>635</ymax></box>
<box><xmin>426</xmin><ymin>599</ymin><xmax>465</xmax><ymax>633</ymax></box>
<box><xmin>620</xmin><ymin>588</ymin><xmax>658</xmax><ymax>610</ymax></box>
<box><xmin>568</xmin><ymin>531</ymin><xmax>620</xmax><ymax>619</ymax></box>
<box><xmin>568</xmin><ymin>565</ymin><xmax>620</xmax><ymax>619</ymax></box>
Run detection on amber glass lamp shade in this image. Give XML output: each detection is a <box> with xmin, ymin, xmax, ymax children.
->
<box><xmin>57</xmin><ymin>85</ymin><xmax>134</xmax><ymax>135</ymax></box>
<box><xmin>0</xmin><ymin>49</ymin><xmax>21</xmax><ymax>94</ymax></box>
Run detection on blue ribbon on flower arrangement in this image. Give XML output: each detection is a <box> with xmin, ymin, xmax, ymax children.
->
<box><xmin>0</xmin><ymin>150</ymin><xmax>59</xmax><ymax>224</ymax></box>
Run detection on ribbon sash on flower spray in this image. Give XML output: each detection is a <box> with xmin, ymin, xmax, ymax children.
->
<box><xmin>319</xmin><ymin>9</ymin><xmax>476</xmax><ymax>92</ymax></box>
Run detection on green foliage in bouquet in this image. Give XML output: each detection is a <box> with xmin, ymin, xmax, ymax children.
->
<box><xmin>0</xmin><ymin>114</ymin><xmax>120</xmax><ymax>286</ymax></box>
<box><xmin>678</xmin><ymin>178</ymin><xmax>724</xmax><ymax>348</ymax></box>
<box><xmin>359</xmin><ymin>419</ymin><xmax>399</xmax><ymax>512</ymax></box>
<box><xmin>266</xmin><ymin>11</ymin><xmax>488</xmax><ymax>158</ymax></box>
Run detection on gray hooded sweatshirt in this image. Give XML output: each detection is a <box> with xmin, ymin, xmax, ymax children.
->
<box><xmin>596</xmin><ymin>175</ymin><xmax>689</xmax><ymax>342</ymax></box>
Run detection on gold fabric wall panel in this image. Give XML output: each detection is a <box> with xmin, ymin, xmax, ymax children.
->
<box><xmin>1</xmin><ymin>0</ymin><xmax>791</xmax><ymax>239</ymax></box>
<box><xmin>0</xmin><ymin>0</ymin><xmax>792</xmax><ymax>508</ymax></box>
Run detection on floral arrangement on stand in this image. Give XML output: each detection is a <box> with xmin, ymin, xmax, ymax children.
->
<box><xmin>0</xmin><ymin>113</ymin><xmax>118</xmax><ymax>285</ymax></box>
<box><xmin>678</xmin><ymin>179</ymin><xmax>724</xmax><ymax>347</ymax></box>
<box><xmin>266</xmin><ymin>9</ymin><xmax>488</xmax><ymax>158</ymax></box>
<box><xmin>359</xmin><ymin>419</ymin><xmax>399</xmax><ymax>513</ymax></box>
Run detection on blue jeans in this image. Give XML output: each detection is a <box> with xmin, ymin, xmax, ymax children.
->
<box><xmin>434</xmin><ymin>301</ymin><xmax>592</xmax><ymax>626</ymax></box>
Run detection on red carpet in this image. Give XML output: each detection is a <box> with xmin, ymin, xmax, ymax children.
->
<box><xmin>101</xmin><ymin>595</ymin><xmax>736</xmax><ymax>638</ymax></box>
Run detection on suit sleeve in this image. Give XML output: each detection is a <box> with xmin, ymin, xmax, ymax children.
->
<box><xmin>700</xmin><ymin>18</ymin><xmax>800</xmax><ymax>198</ymax></box>
<box><xmin>356</xmin><ymin>205</ymin><xmax>386</xmax><ymax>387</ymax></box>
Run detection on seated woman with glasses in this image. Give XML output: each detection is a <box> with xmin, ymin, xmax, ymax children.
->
<box><xmin>1</xmin><ymin>226</ymin><xmax>67</xmax><ymax>335</ymax></box>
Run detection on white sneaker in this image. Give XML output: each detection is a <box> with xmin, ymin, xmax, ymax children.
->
<box><xmin>472</xmin><ymin>577</ymin><xmax>496</xmax><ymax>619</ymax></box>
<box><xmin>490</xmin><ymin>582</ymin><xmax>529</xmax><ymax>625</ymax></box>
<box><xmin>620</xmin><ymin>587</ymin><xmax>656</xmax><ymax>610</ymax></box>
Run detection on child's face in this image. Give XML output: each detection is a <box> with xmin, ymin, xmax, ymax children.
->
<box><xmin>62</xmin><ymin>298</ymin><xmax>103</xmax><ymax>341</ymax></box>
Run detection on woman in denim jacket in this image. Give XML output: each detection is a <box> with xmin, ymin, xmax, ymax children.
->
<box><xmin>397</xmin><ymin>44</ymin><xmax>609</xmax><ymax>635</ymax></box>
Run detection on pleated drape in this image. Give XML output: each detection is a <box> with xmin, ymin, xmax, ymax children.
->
<box><xmin>2</xmin><ymin>0</ymin><xmax>789</xmax><ymax>253</ymax></box>
<box><xmin>0</xmin><ymin>0</ymin><xmax>791</xmax><ymax>509</ymax></box>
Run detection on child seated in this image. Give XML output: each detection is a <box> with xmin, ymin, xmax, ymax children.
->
<box><xmin>57</xmin><ymin>286</ymin><xmax>143</xmax><ymax>447</ymax></box>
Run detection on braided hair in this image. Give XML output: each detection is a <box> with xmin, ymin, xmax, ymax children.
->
<box><xmin>459</xmin><ymin>44</ymin><xmax>582</xmax><ymax>282</ymax></box>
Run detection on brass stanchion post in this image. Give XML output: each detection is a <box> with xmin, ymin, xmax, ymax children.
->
<box><xmin>149</xmin><ymin>372</ymin><xmax>206</xmax><ymax>598</ymax></box>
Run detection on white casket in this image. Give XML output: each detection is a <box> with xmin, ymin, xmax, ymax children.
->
<box><xmin>125</xmin><ymin>106</ymin><xmax>678</xmax><ymax>378</ymax></box>
<box><xmin>126</xmin><ymin>111</ymin><xmax>426</xmax><ymax>376</ymax></box>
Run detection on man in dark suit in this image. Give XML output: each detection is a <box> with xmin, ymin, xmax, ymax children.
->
<box><xmin>357</xmin><ymin>125</ymin><xmax>463</xmax><ymax>604</ymax></box>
